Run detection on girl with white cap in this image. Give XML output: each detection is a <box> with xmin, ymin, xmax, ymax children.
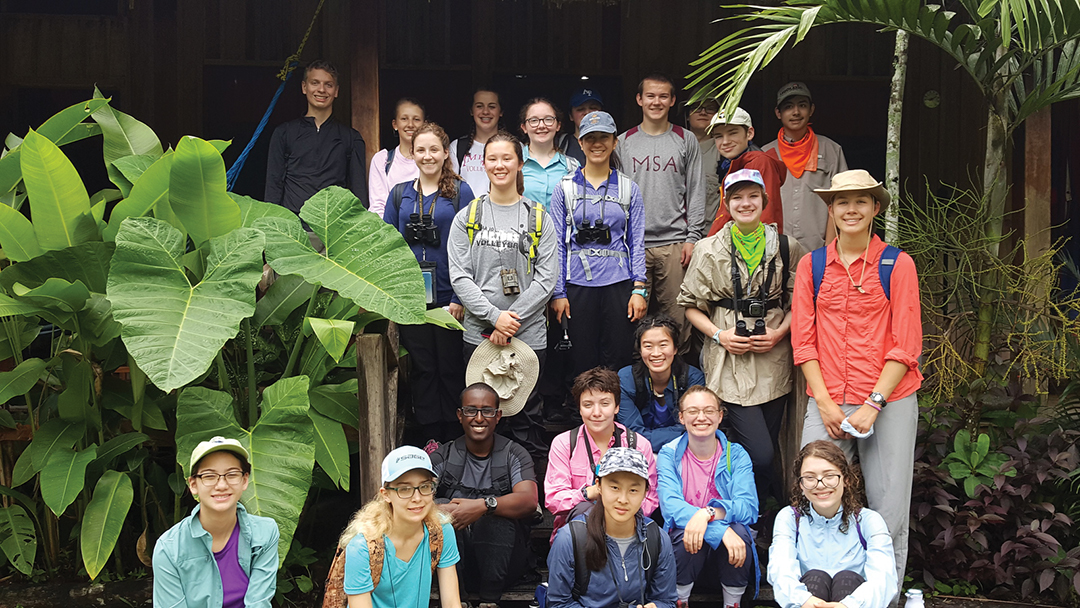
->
<box><xmin>331</xmin><ymin>446</ymin><xmax>462</xmax><ymax>608</ymax></box>
<box><xmin>153</xmin><ymin>436</ymin><xmax>280</xmax><ymax>608</ymax></box>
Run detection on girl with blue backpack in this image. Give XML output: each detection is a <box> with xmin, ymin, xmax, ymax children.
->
<box><xmin>768</xmin><ymin>440</ymin><xmax>897</xmax><ymax>608</ymax></box>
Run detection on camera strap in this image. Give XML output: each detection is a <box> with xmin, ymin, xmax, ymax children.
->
<box><xmin>730</xmin><ymin>238</ymin><xmax>778</xmax><ymax>315</ymax></box>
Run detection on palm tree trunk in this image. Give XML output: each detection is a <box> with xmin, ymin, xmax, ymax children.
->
<box><xmin>884</xmin><ymin>30</ymin><xmax>909</xmax><ymax>243</ymax></box>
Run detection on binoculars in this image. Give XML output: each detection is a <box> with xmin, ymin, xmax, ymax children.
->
<box><xmin>405</xmin><ymin>213</ymin><xmax>440</xmax><ymax>247</ymax></box>
<box><xmin>735</xmin><ymin>319</ymin><xmax>766</xmax><ymax>337</ymax></box>
<box><xmin>575</xmin><ymin>219</ymin><xmax>612</xmax><ymax>245</ymax></box>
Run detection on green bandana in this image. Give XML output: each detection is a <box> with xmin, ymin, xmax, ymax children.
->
<box><xmin>731</xmin><ymin>223</ymin><xmax>766</xmax><ymax>277</ymax></box>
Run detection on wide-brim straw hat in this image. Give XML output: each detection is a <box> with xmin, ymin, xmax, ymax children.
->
<box><xmin>465</xmin><ymin>337</ymin><xmax>539</xmax><ymax>417</ymax></box>
<box><xmin>813</xmin><ymin>169</ymin><xmax>890</xmax><ymax>213</ymax></box>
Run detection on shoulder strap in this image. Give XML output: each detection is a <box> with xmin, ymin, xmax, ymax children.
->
<box><xmin>811</xmin><ymin>246</ymin><xmax>828</xmax><ymax>306</ymax></box>
<box><xmin>456</xmin><ymin>136</ymin><xmax>472</xmax><ymax>170</ymax></box>
<box><xmin>855</xmin><ymin>512</ymin><xmax>867</xmax><ymax>551</ymax></box>
<box><xmin>779</xmin><ymin>234</ymin><xmax>791</xmax><ymax>307</ymax></box>
<box><xmin>626</xmin><ymin>428</ymin><xmax>637</xmax><ymax>449</ymax></box>
<box><xmin>451</xmin><ymin>179</ymin><xmax>464</xmax><ymax>212</ymax></box>
<box><xmin>556</xmin><ymin>132</ymin><xmax>569</xmax><ymax>153</ymax></box>
<box><xmin>465</xmin><ymin>197</ymin><xmax>484</xmax><ymax>244</ymax></box>
<box><xmin>878</xmin><ymin>245</ymin><xmax>900</xmax><ymax>300</ymax></box>
<box><xmin>633</xmin><ymin>365</ymin><xmax>649</xmax><ymax>413</ymax></box>
<box><xmin>643</xmin><ymin>520</ymin><xmax>662</xmax><ymax>586</ymax></box>
<box><xmin>426</xmin><ymin>520</ymin><xmax>443</xmax><ymax>573</ymax></box>
<box><xmin>390</xmin><ymin>181</ymin><xmax>409</xmax><ymax>213</ymax></box>
<box><xmin>527</xmin><ymin>203</ymin><xmax>545</xmax><ymax>273</ymax></box>
<box><xmin>616</xmin><ymin>172</ymin><xmax>633</xmax><ymax>252</ymax></box>
<box><xmin>322</xmin><ymin>546</ymin><xmax>348</xmax><ymax>608</ymax></box>
<box><xmin>367</xmin><ymin>536</ymin><xmax>386</xmax><ymax>590</ymax></box>
<box><xmin>384</xmin><ymin>147</ymin><xmax>396</xmax><ymax>175</ymax></box>
<box><xmin>569</xmin><ymin>520</ymin><xmax>591</xmax><ymax>601</ymax></box>
<box><xmin>489</xmin><ymin>435</ymin><xmax>514</xmax><ymax>496</ymax></box>
<box><xmin>791</xmin><ymin>505</ymin><xmax>801</xmax><ymax>547</ymax></box>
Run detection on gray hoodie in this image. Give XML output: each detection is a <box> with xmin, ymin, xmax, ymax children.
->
<box><xmin>448</xmin><ymin>195</ymin><xmax>557</xmax><ymax>350</ymax></box>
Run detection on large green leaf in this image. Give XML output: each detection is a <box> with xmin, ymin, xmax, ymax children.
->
<box><xmin>0</xmin><ymin>204</ymin><xmax>43</xmax><ymax>261</ymax></box>
<box><xmin>81</xmin><ymin>470</ymin><xmax>133</xmax><ymax>580</ymax></box>
<box><xmin>0</xmin><ymin>318</ymin><xmax>40</xmax><ymax>366</ymax></box>
<box><xmin>0</xmin><ymin>98</ymin><xmax>111</xmax><ymax>195</ymax></box>
<box><xmin>10</xmin><ymin>449</ymin><xmax>36</xmax><ymax>487</ymax></box>
<box><xmin>232</xmin><ymin>193</ymin><xmax>296</xmax><ymax>227</ymax></box>
<box><xmin>0</xmin><ymin>505</ymin><xmax>36</xmax><ymax>575</ymax></box>
<box><xmin>176</xmin><ymin>377</ymin><xmax>315</xmax><ymax>565</ymax></box>
<box><xmin>252</xmin><ymin>273</ymin><xmax>314</xmax><ymax>329</ymax></box>
<box><xmin>425</xmin><ymin>307</ymin><xmax>465</xmax><ymax>331</ymax></box>
<box><xmin>168</xmin><ymin>137</ymin><xmax>240</xmax><ymax>245</ymax></box>
<box><xmin>308</xmin><ymin>379</ymin><xmax>359</xmax><ymax>428</ymax></box>
<box><xmin>0</xmin><ymin>358</ymin><xmax>47</xmax><ymax>404</ymax></box>
<box><xmin>41</xmin><ymin>446</ymin><xmax>97</xmax><ymax>516</ymax></box>
<box><xmin>20</xmin><ymin>130</ymin><xmax>98</xmax><ymax>251</ymax></box>
<box><xmin>0</xmin><ymin>292</ymin><xmax>46</xmax><ymax>318</ymax></box>
<box><xmin>57</xmin><ymin>356</ymin><xmax>95</xmax><ymax>427</ymax></box>
<box><xmin>256</xmin><ymin>186</ymin><xmax>426</xmax><ymax>325</ymax></box>
<box><xmin>108</xmin><ymin>154</ymin><xmax>158</xmax><ymax>198</ymax></box>
<box><xmin>306</xmin><ymin>318</ymin><xmax>354</xmax><ymax>363</ymax></box>
<box><xmin>103</xmin><ymin>151</ymin><xmax>174</xmax><ymax>241</ymax></box>
<box><xmin>107</xmin><ymin>218</ymin><xmax>265</xmax><ymax>392</ymax></box>
<box><xmin>0</xmin><ymin>241</ymin><xmax>114</xmax><ymax>294</ymax></box>
<box><xmin>101</xmin><ymin>387</ymin><xmax>167</xmax><ymax>431</ymax></box>
<box><xmin>92</xmin><ymin>432</ymin><xmax>149</xmax><ymax>469</ymax></box>
<box><xmin>309</xmin><ymin>410</ymin><xmax>349</xmax><ymax>491</ymax></box>
<box><xmin>91</xmin><ymin>87</ymin><xmax>163</xmax><ymax>166</ymax></box>
<box><xmin>13</xmin><ymin>278</ymin><xmax>90</xmax><ymax>313</ymax></box>
<box><xmin>28</xmin><ymin>418</ymin><xmax>85</xmax><ymax>474</ymax></box>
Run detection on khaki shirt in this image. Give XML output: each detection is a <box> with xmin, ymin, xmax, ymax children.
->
<box><xmin>678</xmin><ymin>223</ymin><xmax>806</xmax><ymax>406</ymax></box>
<box><xmin>699</xmin><ymin>138</ymin><xmax>722</xmax><ymax>226</ymax></box>
<box><xmin>762</xmin><ymin>135</ymin><xmax>847</xmax><ymax>251</ymax></box>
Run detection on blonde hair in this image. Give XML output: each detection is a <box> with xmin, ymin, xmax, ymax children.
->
<box><xmin>337</xmin><ymin>485</ymin><xmax>451</xmax><ymax>549</ymax></box>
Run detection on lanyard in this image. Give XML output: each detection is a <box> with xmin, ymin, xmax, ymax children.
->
<box><xmin>582</xmin><ymin>425</ymin><xmax>625</xmax><ymax>477</ymax></box>
<box><xmin>413</xmin><ymin>181</ymin><xmax>439</xmax><ymax>216</ymax></box>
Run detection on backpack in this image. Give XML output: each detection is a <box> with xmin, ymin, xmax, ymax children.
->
<box><xmin>454</xmin><ymin>135</ymin><xmax>473</xmax><ymax>171</ymax></box>
<box><xmin>389</xmin><ymin>179</ymin><xmax>465</xmax><ymax>215</ymax></box>
<box><xmin>568</xmin><ymin>424</ymin><xmax>637</xmax><ymax>463</ymax></box>
<box><xmin>384</xmin><ymin>147</ymin><xmax>396</xmax><ymax>174</ymax></box>
<box><xmin>631</xmin><ymin>360</ymin><xmax>691</xmax><ymax>415</ymax></box>
<box><xmin>534</xmin><ymin>518</ymin><xmax>662</xmax><ymax>607</ymax></box>
<box><xmin>558</xmin><ymin>171</ymin><xmax>633</xmax><ymax>282</ymax></box>
<box><xmin>322</xmin><ymin>520</ymin><xmax>444</xmax><ymax>607</ymax></box>
<box><xmin>791</xmin><ymin>505</ymin><xmax>865</xmax><ymax>550</ymax></box>
<box><xmin>811</xmin><ymin>243</ymin><xmax>901</xmax><ymax>304</ymax></box>
<box><xmin>432</xmin><ymin>435</ymin><xmax>515</xmax><ymax>500</ymax></box>
<box><xmin>464</xmin><ymin>196</ymin><xmax>547</xmax><ymax>273</ymax></box>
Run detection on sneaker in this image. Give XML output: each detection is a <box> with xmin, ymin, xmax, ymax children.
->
<box><xmin>423</xmin><ymin>439</ymin><xmax>440</xmax><ymax>454</ymax></box>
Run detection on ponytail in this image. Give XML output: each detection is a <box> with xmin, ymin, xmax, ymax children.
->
<box><xmin>583</xmin><ymin>495</ymin><xmax>608</xmax><ymax>572</ymax></box>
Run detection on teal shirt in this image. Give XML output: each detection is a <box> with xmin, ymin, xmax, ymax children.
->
<box><xmin>152</xmin><ymin>503</ymin><xmax>280</xmax><ymax>608</ymax></box>
<box><xmin>522</xmin><ymin>145</ymin><xmax>579</xmax><ymax>209</ymax></box>
<box><xmin>343</xmin><ymin>521</ymin><xmax>460</xmax><ymax>608</ymax></box>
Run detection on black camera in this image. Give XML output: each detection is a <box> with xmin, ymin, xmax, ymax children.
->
<box><xmin>735</xmin><ymin>319</ymin><xmax>767</xmax><ymax>337</ymax></box>
<box><xmin>575</xmin><ymin>219</ymin><xmax>611</xmax><ymax>245</ymax></box>
<box><xmin>743</xmin><ymin>298</ymin><xmax>767</xmax><ymax>318</ymax></box>
<box><xmin>404</xmin><ymin>213</ymin><xmax>440</xmax><ymax>247</ymax></box>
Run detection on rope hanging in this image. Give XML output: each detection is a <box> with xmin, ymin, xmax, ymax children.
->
<box><xmin>226</xmin><ymin>0</ymin><xmax>327</xmax><ymax>192</ymax></box>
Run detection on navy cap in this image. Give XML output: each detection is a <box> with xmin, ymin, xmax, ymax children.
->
<box><xmin>578</xmin><ymin>111</ymin><xmax>617</xmax><ymax>138</ymax></box>
<box><xmin>570</xmin><ymin>88</ymin><xmax>604</xmax><ymax>110</ymax></box>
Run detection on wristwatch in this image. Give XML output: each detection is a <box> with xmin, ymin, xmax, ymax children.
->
<box><xmin>581</xmin><ymin>486</ymin><xmax>591</xmax><ymax>501</ymax></box>
<box><xmin>484</xmin><ymin>495</ymin><xmax>498</xmax><ymax>514</ymax></box>
<box><xmin>631</xmin><ymin>286</ymin><xmax>649</xmax><ymax>299</ymax></box>
<box><xmin>705</xmin><ymin>506</ymin><xmax>717</xmax><ymax>522</ymax></box>
<box><xmin>868</xmin><ymin>392</ymin><xmax>888</xmax><ymax>409</ymax></box>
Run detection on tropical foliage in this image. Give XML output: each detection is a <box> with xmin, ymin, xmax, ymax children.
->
<box><xmin>0</xmin><ymin>93</ymin><xmax>445</xmax><ymax>580</ymax></box>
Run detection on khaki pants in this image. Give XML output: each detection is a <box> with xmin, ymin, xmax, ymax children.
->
<box><xmin>644</xmin><ymin>243</ymin><xmax>691</xmax><ymax>353</ymax></box>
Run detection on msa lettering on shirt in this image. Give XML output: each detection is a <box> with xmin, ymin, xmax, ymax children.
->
<box><xmin>473</xmin><ymin>228</ymin><xmax>524</xmax><ymax>253</ymax></box>
<box><xmin>632</xmin><ymin>155</ymin><xmax>680</xmax><ymax>173</ymax></box>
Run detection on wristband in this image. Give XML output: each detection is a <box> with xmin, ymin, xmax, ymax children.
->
<box><xmin>631</xmin><ymin>287</ymin><xmax>648</xmax><ymax>299</ymax></box>
<box><xmin>712</xmin><ymin>329</ymin><xmax>721</xmax><ymax>344</ymax></box>
<box><xmin>863</xmin><ymin>399</ymin><xmax>882</xmax><ymax>412</ymax></box>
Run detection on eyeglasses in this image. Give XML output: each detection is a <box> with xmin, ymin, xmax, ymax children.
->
<box><xmin>525</xmin><ymin>116</ymin><xmax>558</xmax><ymax>128</ymax></box>
<box><xmin>459</xmin><ymin>406</ymin><xmax>499</xmax><ymax>418</ymax></box>
<box><xmin>799</xmin><ymin>474</ymin><xmax>841</xmax><ymax>490</ymax></box>
<box><xmin>385</xmin><ymin>481</ymin><xmax>437</xmax><ymax>499</ymax></box>
<box><xmin>195</xmin><ymin>471</ymin><xmax>246</xmax><ymax>487</ymax></box>
<box><xmin>692</xmin><ymin>105</ymin><xmax>720</xmax><ymax>115</ymax></box>
<box><xmin>681</xmin><ymin>407</ymin><xmax>721</xmax><ymax>418</ymax></box>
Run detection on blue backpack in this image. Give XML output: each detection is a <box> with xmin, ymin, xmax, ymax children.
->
<box><xmin>811</xmin><ymin>244</ymin><xmax>901</xmax><ymax>303</ymax></box>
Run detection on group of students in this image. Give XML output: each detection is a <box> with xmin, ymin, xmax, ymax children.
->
<box><xmin>234</xmin><ymin>59</ymin><xmax>924</xmax><ymax>608</ymax></box>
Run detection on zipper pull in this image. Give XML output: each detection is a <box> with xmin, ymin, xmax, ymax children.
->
<box><xmin>622</xmin><ymin>556</ymin><xmax>628</xmax><ymax>581</ymax></box>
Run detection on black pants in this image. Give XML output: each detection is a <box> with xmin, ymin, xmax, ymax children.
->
<box><xmin>723</xmin><ymin>394</ymin><xmax>788</xmax><ymax>506</ymax></box>
<box><xmin>399</xmin><ymin>321</ymin><xmax>465</xmax><ymax>443</ymax></box>
<box><xmin>539</xmin><ymin>308</ymin><xmax>574</xmax><ymax>413</ymax></box>
<box><xmin>801</xmin><ymin>569</ymin><xmax>866</xmax><ymax>601</ymax></box>
<box><xmin>669</xmin><ymin>522</ymin><xmax>755</xmax><ymax>587</ymax></box>
<box><xmin>566</xmin><ymin>280</ymin><xmax>634</xmax><ymax>376</ymax></box>
<box><xmin>456</xmin><ymin>515</ymin><xmax>533</xmax><ymax>602</ymax></box>
<box><xmin>463</xmin><ymin>343</ymin><xmax>548</xmax><ymax>461</ymax></box>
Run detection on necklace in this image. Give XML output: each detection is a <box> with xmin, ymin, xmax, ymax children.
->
<box><xmin>835</xmin><ymin>238</ymin><xmax>869</xmax><ymax>294</ymax></box>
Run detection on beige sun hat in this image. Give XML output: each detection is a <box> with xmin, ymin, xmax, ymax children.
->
<box><xmin>465</xmin><ymin>337</ymin><xmax>539</xmax><ymax>417</ymax></box>
<box><xmin>812</xmin><ymin>169</ymin><xmax>890</xmax><ymax>213</ymax></box>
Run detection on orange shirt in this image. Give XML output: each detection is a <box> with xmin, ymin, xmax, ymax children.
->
<box><xmin>791</xmin><ymin>235</ymin><xmax>923</xmax><ymax>403</ymax></box>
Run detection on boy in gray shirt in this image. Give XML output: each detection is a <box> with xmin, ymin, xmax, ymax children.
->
<box><xmin>616</xmin><ymin>74</ymin><xmax>707</xmax><ymax>353</ymax></box>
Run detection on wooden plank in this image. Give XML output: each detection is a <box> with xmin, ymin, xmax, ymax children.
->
<box><xmin>357</xmin><ymin>333</ymin><xmax>391</xmax><ymax>502</ymax></box>
<box><xmin>351</xmin><ymin>0</ymin><xmax>380</xmax><ymax>169</ymax></box>
<box><xmin>1023</xmin><ymin>107</ymin><xmax>1052</xmax><ymax>260</ymax></box>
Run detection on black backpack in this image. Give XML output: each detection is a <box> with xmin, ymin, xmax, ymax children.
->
<box><xmin>431</xmin><ymin>435</ymin><xmax>515</xmax><ymax>500</ymax></box>
<box><xmin>631</xmin><ymin>360</ymin><xmax>691</xmax><ymax>414</ymax></box>
<box><xmin>454</xmin><ymin>135</ymin><xmax>473</xmax><ymax>171</ymax></box>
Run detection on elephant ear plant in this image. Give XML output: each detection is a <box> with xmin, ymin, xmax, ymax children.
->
<box><xmin>0</xmin><ymin>94</ymin><xmax>441</xmax><ymax>581</ymax></box>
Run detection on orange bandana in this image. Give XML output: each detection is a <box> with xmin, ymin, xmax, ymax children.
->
<box><xmin>776</xmin><ymin>127</ymin><xmax>819</xmax><ymax>178</ymax></box>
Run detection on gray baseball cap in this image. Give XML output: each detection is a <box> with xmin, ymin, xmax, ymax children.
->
<box><xmin>596</xmin><ymin>447</ymin><xmax>649</xmax><ymax>481</ymax></box>
<box><xmin>776</xmin><ymin>81</ymin><xmax>813</xmax><ymax>106</ymax></box>
<box><xmin>578</xmin><ymin>111</ymin><xmax>618</xmax><ymax>138</ymax></box>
